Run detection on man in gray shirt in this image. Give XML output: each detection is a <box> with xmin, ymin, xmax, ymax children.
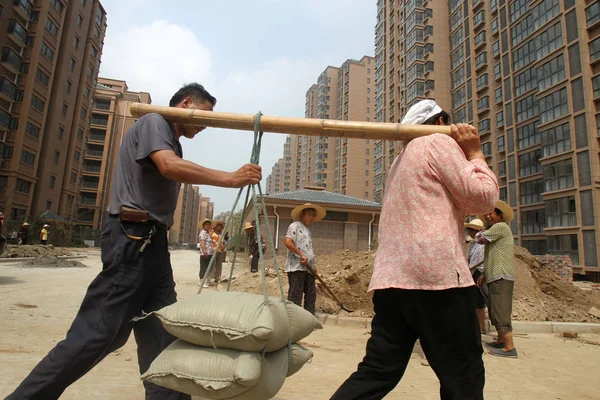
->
<box><xmin>7</xmin><ymin>83</ymin><xmax>261</xmax><ymax>399</ymax></box>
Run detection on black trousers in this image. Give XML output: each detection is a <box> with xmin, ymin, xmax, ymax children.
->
<box><xmin>6</xmin><ymin>217</ymin><xmax>190</xmax><ymax>400</ymax></box>
<box><xmin>287</xmin><ymin>271</ymin><xmax>316</xmax><ymax>314</ymax></box>
<box><xmin>330</xmin><ymin>287</ymin><xmax>484</xmax><ymax>400</ymax></box>
<box><xmin>250</xmin><ymin>250</ymin><xmax>259</xmax><ymax>272</ymax></box>
<box><xmin>199</xmin><ymin>255</ymin><xmax>211</xmax><ymax>279</ymax></box>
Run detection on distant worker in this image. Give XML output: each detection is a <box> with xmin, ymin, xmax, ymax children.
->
<box><xmin>40</xmin><ymin>224</ymin><xmax>50</xmax><ymax>245</ymax></box>
<box><xmin>465</xmin><ymin>218</ymin><xmax>487</xmax><ymax>333</ymax></box>
<box><xmin>210</xmin><ymin>221</ymin><xmax>226</xmax><ymax>285</ymax></box>
<box><xmin>18</xmin><ymin>222</ymin><xmax>30</xmax><ymax>245</ymax></box>
<box><xmin>284</xmin><ymin>203</ymin><xmax>326</xmax><ymax>315</ymax></box>
<box><xmin>244</xmin><ymin>221</ymin><xmax>264</xmax><ymax>273</ymax></box>
<box><xmin>198</xmin><ymin>218</ymin><xmax>214</xmax><ymax>287</ymax></box>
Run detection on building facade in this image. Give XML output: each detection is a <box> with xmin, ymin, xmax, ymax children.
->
<box><xmin>75</xmin><ymin>78</ymin><xmax>151</xmax><ymax>237</ymax></box>
<box><xmin>0</xmin><ymin>0</ymin><xmax>107</xmax><ymax>223</ymax></box>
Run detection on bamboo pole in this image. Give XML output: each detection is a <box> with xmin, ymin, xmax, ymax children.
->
<box><xmin>129</xmin><ymin>103</ymin><xmax>452</xmax><ymax>141</ymax></box>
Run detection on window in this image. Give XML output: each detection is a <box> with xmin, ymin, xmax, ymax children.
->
<box><xmin>512</xmin><ymin>13</ymin><xmax>534</xmax><ymax>46</ymax></box>
<box><xmin>454</xmin><ymin>107</ymin><xmax>466</xmax><ymax>123</ymax></box>
<box><xmin>587</xmin><ymin>1</ymin><xmax>600</xmax><ymax>27</ymax></box>
<box><xmin>452</xmin><ymin>67</ymin><xmax>466</xmax><ymax>87</ymax></box>
<box><xmin>80</xmin><ymin>106</ymin><xmax>87</xmax><ymax>119</ymax></box>
<box><xmin>62</xmin><ymin>103</ymin><xmax>68</xmax><ymax>117</ymax></box>
<box><xmin>542</xmin><ymin>122</ymin><xmax>571</xmax><ymax>157</ymax></box>
<box><xmin>31</xmin><ymin>95</ymin><xmax>45</xmax><ymax>113</ymax></box>
<box><xmin>46</xmin><ymin>201</ymin><xmax>52</xmax><ymax>210</ymax></box>
<box><xmin>20</xmin><ymin>150</ymin><xmax>35</xmax><ymax>166</ymax></box>
<box><xmin>1</xmin><ymin>47</ymin><xmax>22</xmax><ymax>73</ymax></box>
<box><xmin>539</xmin><ymin>88</ymin><xmax>568</xmax><ymax>124</ymax></box>
<box><xmin>520</xmin><ymin>179</ymin><xmax>544</xmax><ymax>204</ymax></box>
<box><xmin>523</xmin><ymin>240</ymin><xmax>548</xmax><ymax>255</ymax></box>
<box><xmin>544</xmin><ymin>158</ymin><xmax>574</xmax><ymax>192</ymax></box>
<box><xmin>35</xmin><ymin>68</ymin><xmax>50</xmax><ymax>87</ymax></box>
<box><xmin>547</xmin><ymin>235</ymin><xmax>579</xmax><ymax>265</ymax></box>
<box><xmin>519</xmin><ymin>149</ymin><xmax>542</xmax><ymax>177</ymax></box>
<box><xmin>74</xmin><ymin>151</ymin><xmax>81</xmax><ymax>162</ymax></box>
<box><xmin>8</xmin><ymin>19</ymin><xmax>27</xmax><ymax>45</ymax></box>
<box><xmin>15</xmin><ymin>178</ymin><xmax>31</xmax><ymax>194</ymax></box>
<box><xmin>70</xmin><ymin>172</ymin><xmax>77</xmax><ymax>184</ymax></box>
<box><xmin>365</xmin><ymin>192</ymin><xmax>369</xmax><ymax>198</ymax></box>
<box><xmin>407</xmin><ymin>82</ymin><xmax>425</xmax><ymax>103</ymax></box>
<box><xmin>491</xmin><ymin>18</ymin><xmax>499</xmax><ymax>34</ymax></box>
<box><xmin>517</xmin><ymin>121</ymin><xmax>541</xmax><ymax>149</ymax></box>
<box><xmin>84</xmin><ymin>86</ymin><xmax>90</xmax><ymax>98</ymax></box>
<box><xmin>537</xmin><ymin>55</ymin><xmax>565</xmax><ymax>92</ymax></box>
<box><xmin>365</xmin><ymin>159</ymin><xmax>369</xmax><ymax>165</ymax></box>
<box><xmin>45</xmin><ymin>17</ymin><xmax>58</xmax><ymax>36</ymax></box>
<box><xmin>77</xmin><ymin>128</ymin><xmax>84</xmax><ymax>140</ymax></box>
<box><xmin>521</xmin><ymin>209</ymin><xmax>546</xmax><ymax>234</ymax></box>
<box><xmin>478</xmin><ymin>119</ymin><xmax>490</xmax><ymax>134</ymax></box>
<box><xmin>514</xmin><ymin>68</ymin><xmax>537</xmax><ymax>97</ymax></box>
<box><xmin>53</xmin><ymin>151</ymin><xmax>60</xmax><ymax>164</ymax></box>
<box><xmin>451</xmin><ymin>28</ymin><xmax>464</xmax><ymax>50</ymax></box>
<box><xmin>73</xmin><ymin>36</ymin><xmax>80</xmax><ymax>49</ymax></box>
<box><xmin>87</xmin><ymin>65</ymin><xmax>93</xmax><ymax>78</ymax></box>
<box><xmin>20</xmin><ymin>62</ymin><xmax>29</xmax><ymax>74</ymax></box>
<box><xmin>81</xmin><ymin>0</ymin><xmax>87</xmax><ymax>6</ymax></box>
<box><xmin>546</xmin><ymin>196</ymin><xmax>577</xmax><ymax>227</ymax></box>
<box><xmin>516</xmin><ymin>94</ymin><xmax>538</xmax><ymax>122</ymax></box>
<box><xmin>498</xmin><ymin>160</ymin><xmax>506</xmax><ymax>177</ymax></box>
<box><xmin>25</xmin><ymin>121</ymin><xmax>40</xmax><ymax>139</ymax></box>
<box><xmin>476</xmin><ymin>73</ymin><xmax>488</xmax><ymax>89</ymax></box>
<box><xmin>477</xmin><ymin>96</ymin><xmax>489</xmax><ymax>112</ymax></box>
<box><xmin>496</xmin><ymin>111</ymin><xmax>504</xmax><ymax>127</ymax></box>
<box><xmin>513</xmin><ymin>40</ymin><xmax>536</xmax><ymax>71</ymax></box>
<box><xmin>49</xmin><ymin>175</ymin><xmax>56</xmax><ymax>190</ymax></box>
<box><xmin>536</xmin><ymin>22</ymin><xmax>562</xmax><ymax>59</ymax></box>
<box><xmin>591</xmin><ymin>37</ymin><xmax>600</xmax><ymax>62</ymax></box>
<box><xmin>77</xmin><ymin>14</ymin><xmax>83</xmax><ymax>27</ymax></box>
<box><xmin>493</xmin><ymin>40</ymin><xmax>500</xmax><ymax>57</ymax></box>
<box><xmin>93</xmin><ymin>27</ymin><xmax>100</xmax><ymax>39</ymax></box>
<box><xmin>495</xmin><ymin>87</ymin><xmax>503</xmax><ymax>103</ymax></box>
<box><xmin>451</xmin><ymin>8</ymin><xmax>462</xmax><ymax>27</ymax></box>
<box><xmin>475</xmin><ymin>30</ymin><xmax>486</xmax><ymax>48</ymax></box>
<box><xmin>509</xmin><ymin>0</ymin><xmax>528</xmax><ymax>23</ymax></box>
<box><xmin>534</xmin><ymin>0</ymin><xmax>560</xmax><ymax>29</ymax></box>
<box><xmin>494</xmin><ymin>63</ymin><xmax>502</xmax><ymax>80</ymax></box>
<box><xmin>482</xmin><ymin>142</ymin><xmax>492</xmax><ymax>156</ymax></box>
<box><xmin>40</xmin><ymin>42</ymin><xmax>55</xmax><ymax>61</ymax></box>
<box><xmin>50</xmin><ymin>0</ymin><xmax>63</xmax><ymax>13</ymax></box>
<box><xmin>475</xmin><ymin>52</ymin><xmax>487</xmax><ymax>68</ymax></box>
<box><xmin>500</xmin><ymin>187</ymin><xmax>508</xmax><ymax>202</ymax></box>
<box><xmin>498</xmin><ymin>136</ymin><xmax>506</xmax><ymax>152</ymax></box>
<box><xmin>451</xmin><ymin>47</ymin><xmax>464</xmax><ymax>69</ymax></box>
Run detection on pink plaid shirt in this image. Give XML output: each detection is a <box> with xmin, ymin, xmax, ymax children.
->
<box><xmin>369</xmin><ymin>134</ymin><xmax>499</xmax><ymax>292</ymax></box>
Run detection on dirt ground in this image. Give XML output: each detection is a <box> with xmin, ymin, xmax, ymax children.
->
<box><xmin>2</xmin><ymin>248</ymin><xmax>600</xmax><ymax>399</ymax></box>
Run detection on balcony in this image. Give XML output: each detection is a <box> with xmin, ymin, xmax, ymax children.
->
<box><xmin>85</xmin><ymin>148</ymin><xmax>104</xmax><ymax>159</ymax></box>
<box><xmin>76</xmin><ymin>209</ymin><xmax>95</xmax><ymax>223</ymax></box>
<box><xmin>0</xmin><ymin>77</ymin><xmax>17</xmax><ymax>103</ymax></box>
<box><xmin>94</xmin><ymin>99</ymin><xmax>111</xmax><ymax>111</ymax></box>
<box><xmin>7</xmin><ymin>20</ymin><xmax>27</xmax><ymax>47</ymax></box>
<box><xmin>0</xmin><ymin>109</ymin><xmax>10</xmax><ymax>130</ymax></box>
<box><xmin>1</xmin><ymin>47</ymin><xmax>22</xmax><ymax>74</ymax></box>
<box><xmin>80</xmin><ymin>196</ymin><xmax>98</xmax><ymax>205</ymax></box>
<box><xmin>82</xmin><ymin>162</ymin><xmax>101</xmax><ymax>175</ymax></box>
<box><xmin>88</xmin><ymin>129</ymin><xmax>106</xmax><ymax>143</ymax></box>
<box><xmin>81</xmin><ymin>181</ymin><xmax>99</xmax><ymax>190</ymax></box>
<box><xmin>13</xmin><ymin>0</ymin><xmax>32</xmax><ymax>21</ymax></box>
<box><xmin>90</xmin><ymin>115</ymin><xmax>109</xmax><ymax>126</ymax></box>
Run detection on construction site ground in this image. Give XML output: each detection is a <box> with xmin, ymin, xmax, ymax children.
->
<box><xmin>1</xmin><ymin>248</ymin><xmax>600</xmax><ymax>399</ymax></box>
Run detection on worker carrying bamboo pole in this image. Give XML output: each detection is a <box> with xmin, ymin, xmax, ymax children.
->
<box><xmin>331</xmin><ymin>100</ymin><xmax>499</xmax><ymax>400</ymax></box>
<box><xmin>6</xmin><ymin>83</ymin><xmax>261</xmax><ymax>400</ymax></box>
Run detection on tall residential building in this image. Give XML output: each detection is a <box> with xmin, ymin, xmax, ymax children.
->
<box><xmin>0</xmin><ymin>0</ymin><xmax>107</xmax><ymax>222</ymax></box>
<box><xmin>265</xmin><ymin>157</ymin><xmax>283</xmax><ymax>193</ymax></box>
<box><xmin>74</xmin><ymin>78</ymin><xmax>151</xmax><ymax>236</ymax></box>
<box><xmin>267</xmin><ymin>57</ymin><xmax>374</xmax><ymax>200</ymax></box>
<box><xmin>170</xmin><ymin>184</ymin><xmax>201</xmax><ymax>245</ymax></box>
<box><xmin>378</xmin><ymin>0</ymin><xmax>600</xmax><ymax>280</ymax></box>
<box><xmin>373</xmin><ymin>0</ymin><xmax>452</xmax><ymax>202</ymax></box>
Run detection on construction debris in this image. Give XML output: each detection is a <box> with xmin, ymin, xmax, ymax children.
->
<box><xmin>1</xmin><ymin>245</ymin><xmax>72</xmax><ymax>259</ymax></box>
<box><xmin>231</xmin><ymin>247</ymin><xmax>600</xmax><ymax>323</ymax></box>
<box><xmin>19</xmin><ymin>256</ymin><xmax>87</xmax><ymax>268</ymax></box>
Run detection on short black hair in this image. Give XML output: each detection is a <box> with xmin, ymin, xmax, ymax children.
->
<box><xmin>169</xmin><ymin>83</ymin><xmax>217</xmax><ymax>107</ymax></box>
<box><xmin>494</xmin><ymin>208</ymin><xmax>503</xmax><ymax>216</ymax></box>
<box><xmin>423</xmin><ymin>110</ymin><xmax>451</xmax><ymax>126</ymax></box>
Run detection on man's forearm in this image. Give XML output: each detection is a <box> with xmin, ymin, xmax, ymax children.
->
<box><xmin>162</xmin><ymin>157</ymin><xmax>234</xmax><ymax>187</ymax></box>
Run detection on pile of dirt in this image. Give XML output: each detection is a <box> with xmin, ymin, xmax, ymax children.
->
<box><xmin>1</xmin><ymin>245</ymin><xmax>72</xmax><ymax>259</ymax></box>
<box><xmin>229</xmin><ymin>247</ymin><xmax>600</xmax><ymax>322</ymax></box>
<box><xmin>19</xmin><ymin>256</ymin><xmax>87</xmax><ymax>268</ymax></box>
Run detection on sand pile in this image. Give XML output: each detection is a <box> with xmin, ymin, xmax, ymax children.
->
<box><xmin>19</xmin><ymin>256</ymin><xmax>87</xmax><ymax>268</ymax></box>
<box><xmin>230</xmin><ymin>247</ymin><xmax>600</xmax><ymax>323</ymax></box>
<box><xmin>2</xmin><ymin>245</ymin><xmax>72</xmax><ymax>259</ymax></box>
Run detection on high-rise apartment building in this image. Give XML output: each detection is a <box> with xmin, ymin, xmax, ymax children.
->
<box><xmin>373</xmin><ymin>0</ymin><xmax>452</xmax><ymax>202</ymax></box>
<box><xmin>267</xmin><ymin>56</ymin><xmax>375</xmax><ymax>200</ymax></box>
<box><xmin>170</xmin><ymin>184</ymin><xmax>200</xmax><ymax>245</ymax></box>
<box><xmin>378</xmin><ymin>0</ymin><xmax>600</xmax><ymax>279</ymax></box>
<box><xmin>0</xmin><ymin>0</ymin><xmax>107</xmax><ymax>223</ymax></box>
<box><xmin>265</xmin><ymin>157</ymin><xmax>284</xmax><ymax>193</ymax></box>
<box><xmin>75</xmin><ymin>78</ymin><xmax>151</xmax><ymax>237</ymax></box>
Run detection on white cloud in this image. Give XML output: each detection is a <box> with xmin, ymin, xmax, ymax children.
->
<box><xmin>100</xmin><ymin>19</ymin><xmax>215</xmax><ymax>105</ymax></box>
<box><xmin>99</xmin><ymin>19</ymin><xmax>323</xmax><ymax>214</ymax></box>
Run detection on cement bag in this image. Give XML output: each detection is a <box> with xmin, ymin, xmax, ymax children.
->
<box><xmin>154</xmin><ymin>291</ymin><xmax>322</xmax><ymax>352</ymax></box>
<box><xmin>228</xmin><ymin>344</ymin><xmax>289</xmax><ymax>400</ymax></box>
<box><xmin>141</xmin><ymin>339</ymin><xmax>262</xmax><ymax>399</ymax></box>
<box><xmin>287</xmin><ymin>343</ymin><xmax>313</xmax><ymax>377</ymax></box>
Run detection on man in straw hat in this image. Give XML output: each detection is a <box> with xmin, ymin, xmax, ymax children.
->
<box><xmin>284</xmin><ymin>203</ymin><xmax>326</xmax><ymax>315</ymax></box>
<box><xmin>18</xmin><ymin>222</ymin><xmax>30</xmax><ymax>245</ymax></box>
<box><xmin>465</xmin><ymin>218</ymin><xmax>487</xmax><ymax>333</ymax></box>
<box><xmin>40</xmin><ymin>224</ymin><xmax>50</xmax><ymax>245</ymax></box>
<box><xmin>332</xmin><ymin>99</ymin><xmax>498</xmax><ymax>400</ymax></box>
<box><xmin>243</xmin><ymin>221</ymin><xmax>264</xmax><ymax>273</ymax></box>
<box><xmin>475</xmin><ymin>200</ymin><xmax>517</xmax><ymax>358</ymax></box>
<box><xmin>198</xmin><ymin>218</ymin><xmax>214</xmax><ymax>287</ymax></box>
<box><xmin>7</xmin><ymin>83</ymin><xmax>261</xmax><ymax>400</ymax></box>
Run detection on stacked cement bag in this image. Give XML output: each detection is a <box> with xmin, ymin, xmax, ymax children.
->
<box><xmin>142</xmin><ymin>291</ymin><xmax>321</xmax><ymax>399</ymax></box>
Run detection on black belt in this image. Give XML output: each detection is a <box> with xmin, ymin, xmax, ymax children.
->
<box><xmin>108</xmin><ymin>214</ymin><xmax>169</xmax><ymax>231</ymax></box>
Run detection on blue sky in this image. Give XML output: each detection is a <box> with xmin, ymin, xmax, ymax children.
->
<box><xmin>99</xmin><ymin>0</ymin><xmax>376</xmax><ymax>214</ymax></box>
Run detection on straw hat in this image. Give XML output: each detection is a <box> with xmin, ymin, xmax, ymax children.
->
<box><xmin>22</xmin><ymin>222</ymin><xmax>30</xmax><ymax>226</ymax></box>
<box><xmin>464</xmin><ymin>218</ymin><xmax>484</xmax><ymax>231</ymax></box>
<box><xmin>478</xmin><ymin>200</ymin><xmax>514</xmax><ymax>223</ymax></box>
<box><xmin>243</xmin><ymin>221</ymin><xmax>255</xmax><ymax>231</ymax></box>
<box><xmin>200</xmin><ymin>218</ymin><xmax>212</xmax><ymax>228</ymax></box>
<box><xmin>212</xmin><ymin>220</ymin><xmax>225</xmax><ymax>228</ymax></box>
<box><xmin>43</xmin><ymin>224</ymin><xmax>49</xmax><ymax>228</ymax></box>
<box><xmin>291</xmin><ymin>203</ymin><xmax>326</xmax><ymax>222</ymax></box>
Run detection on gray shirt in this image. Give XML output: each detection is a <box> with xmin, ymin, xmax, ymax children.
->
<box><xmin>285</xmin><ymin>221</ymin><xmax>315</xmax><ymax>273</ymax></box>
<box><xmin>107</xmin><ymin>113</ymin><xmax>182</xmax><ymax>226</ymax></box>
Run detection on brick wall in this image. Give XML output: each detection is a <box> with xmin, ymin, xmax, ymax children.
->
<box><xmin>535</xmin><ymin>255</ymin><xmax>573</xmax><ymax>283</ymax></box>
